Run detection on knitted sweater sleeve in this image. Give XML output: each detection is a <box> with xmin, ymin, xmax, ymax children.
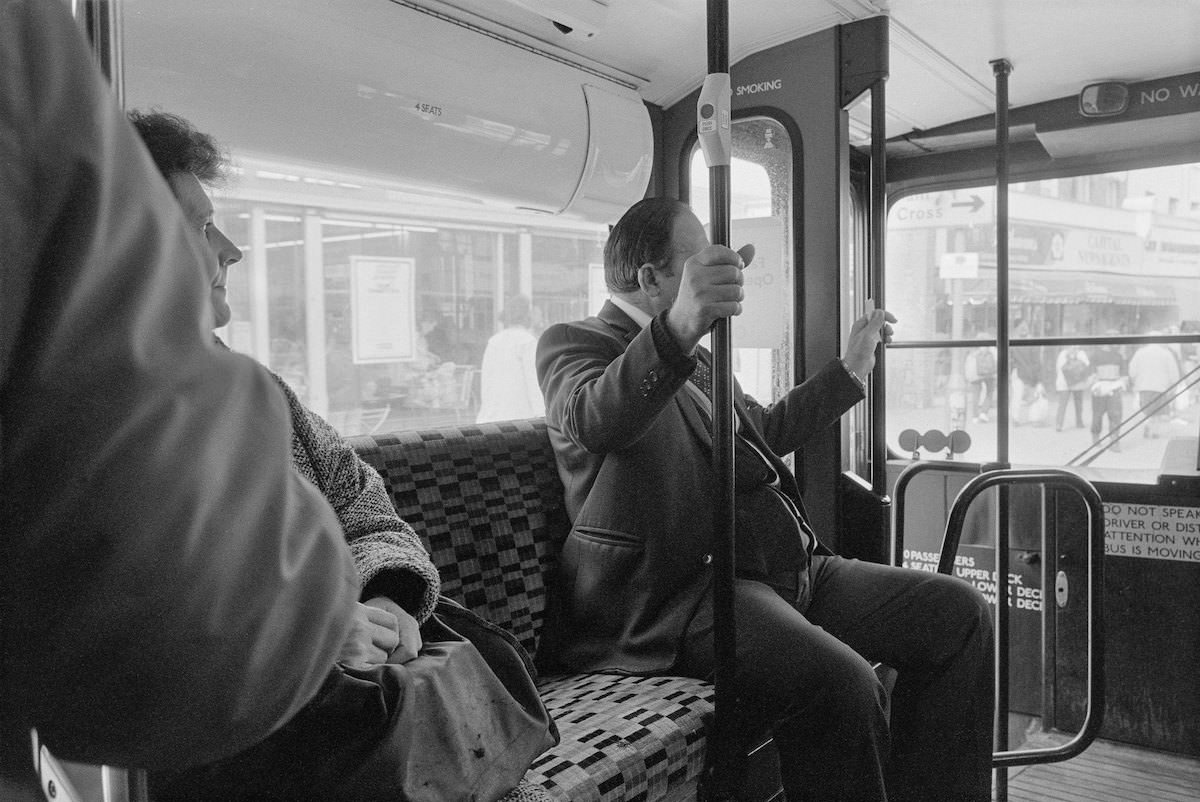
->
<box><xmin>282</xmin><ymin>382</ymin><xmax>442</xmax><ymax>624</ymax></box>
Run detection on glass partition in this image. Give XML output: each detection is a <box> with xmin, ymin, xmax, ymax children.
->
<box><xmin>886</xmin><ymin>165</ymin><xmax>1200</xmax><ymax>473</ymax></box>
<box><xmin>689</xmin><ymin>116</ymin><xmax>795</xmax><ymax>404</ymax></box>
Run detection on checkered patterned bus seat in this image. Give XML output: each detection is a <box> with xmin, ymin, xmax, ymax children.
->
<box><xmin>528</xmin><ymin>673</ymin><xmax>714</xmax><ymax>802</ymax></box>
<box><xmin>349</xmin><ymin>419</ymin><xmax>716</xmax><ymax>802</ymax></box>
<box><xmin>350</xmin><ymin>420</ymin><xmax>565</xmax><ymax>657</ymax></box>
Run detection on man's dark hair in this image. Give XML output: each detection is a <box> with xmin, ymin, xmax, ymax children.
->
<box><xmin>603</xmin><ymin>197</ymin><xmax>690</xmax><ymax>293</ymax></box>
<box><xmin>128</xmin><ymin>109</ymin><xmax>226</xmax><ymax>184</ymax></box>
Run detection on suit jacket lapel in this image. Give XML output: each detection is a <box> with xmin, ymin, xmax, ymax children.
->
<box><xmin>678</xmin><ymin>387</ymin><xmax>714</xmax><ymax>449</ymax></box>
<box><xmin>734</xmin><ymin>403</ymin><xmax>806</xmax><ymax>503</ymax></box>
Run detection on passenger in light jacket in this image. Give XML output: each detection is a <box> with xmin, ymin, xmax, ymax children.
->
<box><xmin>537</xmin><ymin>198</ymin><xmax>994</xmax><ymax>802</ymax></box>
<box><xmin>1128</xmin><ymin>337</ymin><xmax>1182</xmax><ymax>439</ymax></box>
<box><xmin>477</xmin><ymin>295</ymin><xmax>545</xmax><ymax>423</ymax></box>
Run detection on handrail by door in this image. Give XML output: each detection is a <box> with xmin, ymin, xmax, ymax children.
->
<box><xmin>866</xmin><ymin>24</ymin><xmax>889</xmax><ymax>501</ymax></box>
<box><xmin>892</xmin><ymin>463</ymin><xmax>1106</xmax><ymax>780</ymax></box>
<box><xmin>939</xmin><ymin>469</ymin><xmax>1106</xmax><ymax>768</ymax></box>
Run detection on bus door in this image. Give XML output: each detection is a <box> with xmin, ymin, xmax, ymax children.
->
<box><xmin>658</xmin><ymin>16</ymin><xmax>889</xmax><ymax>556</ymax></box>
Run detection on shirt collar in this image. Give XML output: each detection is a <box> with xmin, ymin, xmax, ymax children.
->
<box><xmin>609</xmin><ymin>295</ymin><xmax>653</xmax><ymax>330</ymax></box>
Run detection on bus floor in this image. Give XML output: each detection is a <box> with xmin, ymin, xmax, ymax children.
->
<box><xmin>1002</xmin><ymin>738</ymin><xmax>1200</xmax><ymax>801</ymax></box>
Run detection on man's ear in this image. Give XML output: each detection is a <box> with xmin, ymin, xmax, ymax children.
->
<box><xmin>637</xmin><ymin>263</ymin><xmax>662</xmax><ymax>297</ymax></box>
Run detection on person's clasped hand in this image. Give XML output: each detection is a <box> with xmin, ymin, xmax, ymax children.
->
<box><xmin>336</xmin><ymin>597</ymin><xmax>422</xmax><ymax>668</ymax></box>
<box><xmin>666</xmin><ymin>243</ymin><xmax>755</xmax><ymax>352</ymax></box>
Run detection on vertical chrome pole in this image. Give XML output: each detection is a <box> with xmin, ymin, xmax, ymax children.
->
<box><xmin>993</xmin><ymin>58</ymin><xmax>1012</xmax><ymax>467</ymax></box>
<box><xmin>991</xmin><ymin>56</ymin><xmax>1014</xmax><ymax>802</ymax></box>
<box><xmin>697</xmin><ymin>1</ymin><xmax>737</xmax><ymax>798</ymax></box>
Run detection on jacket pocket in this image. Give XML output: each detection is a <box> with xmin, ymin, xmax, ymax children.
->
<box><xmin>564</xmin><ymin>527</ymin><xmax>645</xmax><ymax>633</ymax></box>
<box><xmin>572</xmin><ymin>526</ymin><xmax>644</xmax><ymax>548</ymax></box>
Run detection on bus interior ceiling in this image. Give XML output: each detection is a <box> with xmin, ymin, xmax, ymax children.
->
<box><xmin>452</xmin><ymin>0</ymin><xmax>1200</xmax><ymax>161</ymax></box>
<box><xmin>345</xmin><ymin>1</ymin><xmax>1200</xmax><ymax>143</ymax></box>
<box><xmin>128</xmin><ymin>1</ymin><xmax>1200</xmax><ymax>203</ymax></box>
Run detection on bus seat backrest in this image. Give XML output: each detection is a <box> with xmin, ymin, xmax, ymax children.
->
<box><xmin>348</xmin><ymin>419</ymin><xmax>567</xmax><ymax>660</ymax></box>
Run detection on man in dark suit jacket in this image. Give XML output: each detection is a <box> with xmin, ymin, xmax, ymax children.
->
<box><xmin>537</xmin><ymin>198</ymin><xmax>993</xmax><ymax>801</ymax></box>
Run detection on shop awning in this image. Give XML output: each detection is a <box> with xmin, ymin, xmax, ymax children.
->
<box><xmin>953</xmin><ymin>272</ymin><xmax>1178</xmax><ymax>307</ymax></box>
<box><xmin>1095</xmin><ymin>275</ymin><xmax>1178</xmax><ymax>306</ymax></box>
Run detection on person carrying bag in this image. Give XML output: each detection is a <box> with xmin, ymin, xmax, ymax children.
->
<box><xmin>154</xmin><ymin>598</ymin><xmax>557</xmax><ymax>802</ymax></box>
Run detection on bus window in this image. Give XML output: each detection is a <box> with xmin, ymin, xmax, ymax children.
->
<box><xmin>122</xmin><ymin>6</ymin><xmax>609</xmax><ymax>437</ymax></box>
<box><xmin>688</xmin><ymin>117</ymin><xmax>794</xmax><ymax>406</ymax></box>
<box><xmin>885</xmin><ymin>164</ymin><xmax>1200</xmax><ymax>472</ymax></box>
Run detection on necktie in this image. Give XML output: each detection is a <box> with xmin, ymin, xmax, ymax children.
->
<box><xmin>689</xmin><ymin>356</ymin><xmax>712</xmax><ymax>397</ymax></box>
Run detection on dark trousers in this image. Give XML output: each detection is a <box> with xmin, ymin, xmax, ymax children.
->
<box><xmin>1056</xmin><ymin>389</ymin><xmax>1086</xmax><ymax>429</ymax></box>
<box><xmin>678</xmin><ymin>557</ymin><xmax>994</xmax><ymax>802</ymax></box>
<box><xmin>1091</xmin><ymin>392</ymin><xmax>1123</xmax><ymax>440</ymax></box>
<box><xmin>971</xmin><ymin>379</ymin><xmax>994</xmax><ymax>417</ymax></box>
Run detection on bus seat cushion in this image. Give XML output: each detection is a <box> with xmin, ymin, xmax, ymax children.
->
<box><xmin>528</xmin><ymin>673</ymin><xmax>712</xmax><ymax>802</ymax></box>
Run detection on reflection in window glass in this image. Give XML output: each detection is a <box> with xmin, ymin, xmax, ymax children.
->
<box><xmin>885</xmin><ymin>165</ymin><xmax>1200</xmax><ymax>473</ymax></box>
<box><xmin>195</xmin><ymin>175</ymin><xmax>606</xmax><ymax>435</ymax></box>
<box><xmin>689</xmin><ymin>117</ymin><xmax>794</xmax><ymax>405</ymax></box>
